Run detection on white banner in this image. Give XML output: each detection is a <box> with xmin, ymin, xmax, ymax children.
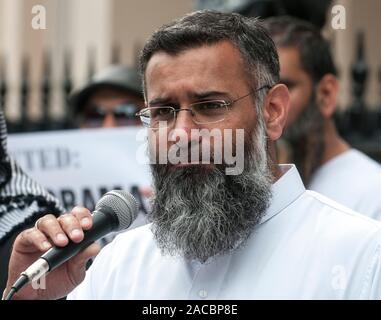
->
<box><xmin>7</xmin><ymin>127</ymin><xmax>152</xmax><ymax>214</ymax></box>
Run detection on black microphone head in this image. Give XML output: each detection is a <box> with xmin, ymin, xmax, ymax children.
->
<box><xmin>95</xmin><ymin>190</ymin><xmax>139</xmax><ymax>231</ymax></box>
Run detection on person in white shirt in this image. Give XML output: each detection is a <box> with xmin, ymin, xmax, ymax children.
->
<box><xmin>4</xmin><ymin>10</ymin><xmax>381</xmax><ymax>300</ymax></box>
<box><xmin>68</xmin><ymin>164</ymin><xmax>381</xmax><ymax>299</ymax></box>
<box><xmin>309</xmin><ymin>149</ymin><xmax>381</xmax><ymax>221</ymax></box>
<box><xmin>263</xmin><ymin>16</ymin><xmax>381</xmax><ymax>220</ymax></box>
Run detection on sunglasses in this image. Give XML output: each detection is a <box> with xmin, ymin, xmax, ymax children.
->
<box><xmin>81</xmin><ymin>103</ymin><xmax>141</xmax><ymax>127</ymax></box>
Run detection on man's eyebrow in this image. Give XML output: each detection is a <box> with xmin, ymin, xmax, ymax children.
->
<box><xmin>148</xmin><ymin>91</ymin><xmax>230</xmax><ymax>106</ymax></box>
<box><xmin>148</xmin><ymin>97</ymin><xmax>173</xmax><ymax>106</ymax></box>
<box><xmin>191</xmin><ymin>91</ymin><xmax>230</xmax><ymax>100</ymax></box>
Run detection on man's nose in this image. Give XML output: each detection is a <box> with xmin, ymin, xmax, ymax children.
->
<box><xmin>168</xmin><ymin>109</ymin><xmax>199</xmax><ymax>143</ymax></box>
<box><xmin>173</xmin><ymin>109</ymin><xmax>198</xmax><ymax>131</ymax></box>
<box><xmin>102</xmin><ymin>113</ymin><xmax>118</xmax><ymax>128</ymax></box>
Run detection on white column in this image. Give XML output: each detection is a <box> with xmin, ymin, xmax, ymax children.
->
<box><xmin>0</xmin><ymin>0</ymin><xmax>24</xmax><ymax>121</ymax></box>
<box><xmin>67</xmin><ymin>0</ymin><xmax>112</xmax><ymax>88</ymax></box>
<box><xmin>111</xmin><ymin>0</ymin><xmax>194</xmax><ymax>66</ymax></box>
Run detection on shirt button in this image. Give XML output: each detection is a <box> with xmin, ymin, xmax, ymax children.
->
<box><xmin>198</xmin><ymin>289</ymin><xmax>208</xmax><ymax>299</ymax></box>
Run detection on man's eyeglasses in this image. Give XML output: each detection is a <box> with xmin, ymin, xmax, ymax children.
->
<box><xmin>81</xmin><ymin>103</ymin><xmax>141</xmax><ymax>127</ymax></box>
<box><xmin>136</xmin><ymin>85</ymin><xmax>271</xmax><ymax>128</ymax></box>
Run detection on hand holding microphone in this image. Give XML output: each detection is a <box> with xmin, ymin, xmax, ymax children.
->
<box><xmin>3</xmin><ymin>190</ymin><xmax>138</xmax><ymax>300</ymax></box>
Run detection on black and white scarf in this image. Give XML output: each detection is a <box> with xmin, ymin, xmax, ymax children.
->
<box><xmin>0</xmin><ymin>108</ymin><xmax>64</xmax><ymax>243</ymax></box>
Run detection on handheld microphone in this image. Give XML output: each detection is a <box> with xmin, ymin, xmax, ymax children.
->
<box><xmin>4</xmin><ymin>190</ymin><xmax>139</xmax><ymax>300</ymax></box>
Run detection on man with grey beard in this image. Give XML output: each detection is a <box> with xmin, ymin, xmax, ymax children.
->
<box><xmin>149</xmin><ymin>117</ymin><xmax>271</xmax><ymax>263</ymax></box>
<box><xmin>4</xmin><ymin>11</ymin><xmax>381</xmax><ymax>300</ymax></box>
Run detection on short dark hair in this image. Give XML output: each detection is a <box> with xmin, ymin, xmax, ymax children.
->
<box><xmin>262</xmin><ymin>16</ymin><xmax>337</xmax><ymax>83</ymax></box>
<box><xmin>139</xmin><ymin>10</ymin><xmax>280</xmax><ymax>110</ymax></box>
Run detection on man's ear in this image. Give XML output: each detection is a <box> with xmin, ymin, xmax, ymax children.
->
<box><xmin>263</xmin><ymin>84</ymin><xmax>290</xmax><ymax>141</ymax></box>
<box><xmin>315</xmin><ymin>74</ymin><xmax>339</xmax><ymax>118</ymax></box>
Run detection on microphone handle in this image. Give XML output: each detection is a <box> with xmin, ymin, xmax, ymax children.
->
<box><xmin>41</xmin><ymin>208</ymin><xmax>118</xmax><ymax>272</ymax></box>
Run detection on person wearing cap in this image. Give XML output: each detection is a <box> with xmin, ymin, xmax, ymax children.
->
<box><xmin>69</xmin><ymin>65</ymin><xmax>151</xmax><ymax>246</ymax></box>
<box><xmin>70</xmin><ymin>65</ymin><xmax>144</xmax><ymax>128</ymax></box>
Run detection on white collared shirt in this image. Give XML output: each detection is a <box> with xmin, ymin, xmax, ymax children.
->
<box><xmin>309</xmin><ymin>149</ymin><xmax>381</xmax><ymax>221</ymax></box>
<box><xmin>68</xmin><ymin>165</ymin><xmax>381</xmax><ymax>299</ymax></box>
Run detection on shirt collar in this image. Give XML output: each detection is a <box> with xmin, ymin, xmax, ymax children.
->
<box><xmin>259</xmin><ymin>164</ymin><xmax>306</xmax><ymax>225</ymax></box>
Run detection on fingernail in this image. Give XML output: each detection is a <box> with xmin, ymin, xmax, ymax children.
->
<box><xmin>42</xmin><ymin>241</ymin><xmax>51</xmax><ymax>250</ymax></box>
<box><xmin>71</xmin><ymin>229</ymin><xmax>82</xmax><ymax>238</ymax></box>
<box><xmin>56</xmin><ymin>233</ymin><xmax>67</xmax><ymax>242</ymax></box>
<box><xmin>81</xmin><ymin>218</ymin><xmax>90</xmax><ymax>227</ymax></box>
<box><xmin>72</xmin><ymin>206</ymin><xmax>83</xmax><ymax>214</ymax></box>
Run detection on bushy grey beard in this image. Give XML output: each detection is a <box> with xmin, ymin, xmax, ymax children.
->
<box><xmin>281</xmin><ymin>91</ymin><xmax>325</xmax><ymax>185</ymax></box>
<box><xmin>147</xmin><ymin>120</ymin><xmax>273</xmax><ymax>263</ymax></box>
